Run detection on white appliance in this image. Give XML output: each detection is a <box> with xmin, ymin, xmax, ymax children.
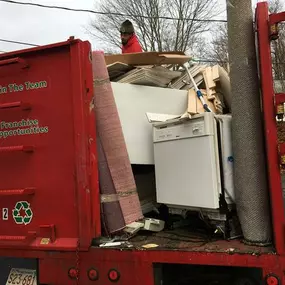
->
<box><xmin>153</xmin><ymin>113</ymin><xmax>234</xmax><ymax>211</ymax></box>
<box><xmin>112</xmin><ymin>82</ymin><xmax>188</xmax><ymax>164</ymax></box>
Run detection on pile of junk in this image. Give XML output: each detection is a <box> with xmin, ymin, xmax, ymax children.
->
<box><xmin>91</xmin><ymin>50</ymin><xmax>241</xmax><ymax>247</ymax></box>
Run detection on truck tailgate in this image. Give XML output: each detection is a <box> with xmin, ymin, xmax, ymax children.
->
<box><xmin>0</xmin><ymin>39</ymin><xmax>99</xmax><ymax>251</ymax></box>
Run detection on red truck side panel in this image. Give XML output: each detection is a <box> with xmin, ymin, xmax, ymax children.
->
<box><xmin>256</xmin><ymin>1</ymin><xmax>285</xmax><ymax>254</ymax></box>
<box><xmin>0</xmin><ymin>39</ymin><xmax>100</xmax><ymax>251</ymax></box>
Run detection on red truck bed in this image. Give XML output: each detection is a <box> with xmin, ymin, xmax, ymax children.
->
<box><xmin>127</xmin><ymin>229</ymin><xmax>274</xmax><ymax>254</ymax></box>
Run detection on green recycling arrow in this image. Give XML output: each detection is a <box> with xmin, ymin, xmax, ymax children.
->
<box><xmin>15</xmin><ymin>202</ymin><xmax>21</xmax><ymax>211</ymax></box>
<box><xmin>12</xmin><ymin>201</ymin><xmax>33</xmax><ymax>225</ymax></box>
<box><xmin>14</xmin><ymin>217</ymin><xmax>23</xmax><ymax>224</ymax></box>
<box><xmin>21</xmin><ymin>202</ymin><xmax>29</xmax><ymax>209</ymax></box>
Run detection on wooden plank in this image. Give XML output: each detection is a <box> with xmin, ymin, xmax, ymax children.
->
<box><xmin>203</xmin><ymin>67</ymin><xmax>217</xmax><ymax>101</ymax></box>
<box><xmin>212</xmin><ymin>65</ymin><xmax>220</xmax><ymax>82</ymax></box>
<box><xmin>204</xmin><ymin>66</ymin><xmax>216</xmax><ymax>89</ymax></box>
<box><xmin>203</xmin><ymin>69</ymin><xmax>212</xmax><ymax>100</ymax></box>
<box><xmin>158</xmin><ymin>54</ymin><xmax>192</xmax><ymax>65</ymax></box>
<box><xmin>104</xmin><ymin>51</ymin><xmax>191</xmax><ymax>66</ymax></box>
<box><xmin>218</xmin><ymin>66</ymin><xmax>231</xmax><ymax>111</ymax></box>
<box><xmin>187</xmin><ymin>89</ymin><xmax>218</xmax><ymax>115</ymax></box>
<box><xmin>187</xmin><ymin>89</ymin><xmax>198</xmax><ymax>114</ymax></box>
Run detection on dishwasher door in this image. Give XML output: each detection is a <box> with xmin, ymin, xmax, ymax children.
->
<box><xmin>153</xmin><ymin>113</ymin><xmax>221</xmax><ymax>209</ymax></box>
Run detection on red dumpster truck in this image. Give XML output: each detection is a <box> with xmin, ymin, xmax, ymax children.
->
<box><xmin>0</xmin><ymin>2</ymin><xmax>284</xmax><ymax>285</ymax></box>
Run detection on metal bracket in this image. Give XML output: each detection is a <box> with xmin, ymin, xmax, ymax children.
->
<box><xmin>39</xmin><ymin>224</ymin><xmax>56</xmax><ymax>243</ymax></box>
<box><xmin>270</xmin><ymin>11</ymin><xmax>285</xmax><ymax>26</ymax></box>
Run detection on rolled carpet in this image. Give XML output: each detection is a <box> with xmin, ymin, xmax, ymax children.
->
<box><xmin>92</xmin><ymin>51</ymin><xmax>143</xmax><ymax>233</ymax></box>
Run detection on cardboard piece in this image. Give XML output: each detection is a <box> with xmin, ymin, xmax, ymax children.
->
<box><xmin>104</xmin><ymin>51</ymin><xmax>191</xmax><ymax>66</ymax></box>
<box><xmin>146</xmin><ymin>112</ymin><xmax>182</xmax><ymax>123</ymax></box>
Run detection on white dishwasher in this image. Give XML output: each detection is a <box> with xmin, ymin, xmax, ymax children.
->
<box><xmin>153</xmin><ymin>113</ymin><xmax>222</xmax><ymax>210</ymax></box>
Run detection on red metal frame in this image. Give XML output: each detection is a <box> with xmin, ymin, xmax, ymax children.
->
<box><xmin>0</xmin><ymin>37</ymin><xmax>78</xmax><ymax>60</ymax></box>
<box><xmin>69</xmin><ymin>39</ymin><xmax>101</xmax><ymax>249</ymax></box>
<box><xmin>70</xmin><ymin>40</ymin><xmax>93</xmax><ymax>250</ymax></box>
<box><xmin>1</xmin><ymin>3</ymin><xmax>285</xmax><ymax>284</ymax></box>
<box><xmin>270</xmin><ymin>11</ymin><xmax>285</xmax><ymax>26</ymax></box>
<box><xmin>256</xmin><ymin>2</ymin><xmax>285</xmax><ymax>255</ymax></box>
<box><xmin>0</xmin><ymin>38</ymin><xmax>100</xmax><ymax>252</ymax></box>
<box><xmin>0</xmin><ymin>247</ymin><xmax>281</xmax><ymax>285</ymax></box>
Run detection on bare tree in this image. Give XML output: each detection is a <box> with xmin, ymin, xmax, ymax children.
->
<box><xmin>87</xmin><ymin>0</ymin><xmax>221</xmax><ymax>54</ymax></box>
<box><xmin>207</xmin><ymin>23</ymin><xmax>229</xmax><ymax>71</ymax></box>
<box><xmin>271</xmin><ymin>27</ymin><xmax>285</xmax><ymax>90</ymax></box>
<box><xmin>207</xmin><ymin>0</ymin><xmax>285</xmax><ymax>86</ymax></box>
<box><xmin>268</xmin><ymin>0</ymin><xmax>285</xmax><ymax>91</ymax></box>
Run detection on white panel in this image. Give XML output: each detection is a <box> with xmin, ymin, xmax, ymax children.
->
<box><xmin>216</xmin><ymin>115</ymin><xmax>235</xmax><ymax>203</ymax></box>
<box><xmin>153</xmin><ymin>114</ymin><xmax>221</xmax><ymax>209</ymax></box>
<box><xmin>112</xmin><ymin>82</ymin><xmax>188</xmax><ymax>164</ymax></box>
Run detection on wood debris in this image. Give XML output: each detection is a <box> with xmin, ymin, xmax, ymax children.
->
<box><xmin>105</xmin><ymin>52</ymin><xmax>231</xmax><ymax>115</ymax></box>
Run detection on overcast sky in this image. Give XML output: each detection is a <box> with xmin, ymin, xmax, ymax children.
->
<box><xmin>0</xmin><ymin>0</ymin><xmax>261</xmax><ymax>54</ymax></box>
<box><xmin>0</xmin><ymin>0</ymin><xmax>100</xmax><ymax>53</ymax></box>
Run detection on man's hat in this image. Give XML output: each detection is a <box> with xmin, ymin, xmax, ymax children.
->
<box><xmin>120</xmin><ymin>20</ymin><xmax>135</xmax><ymax>34</ymax></box>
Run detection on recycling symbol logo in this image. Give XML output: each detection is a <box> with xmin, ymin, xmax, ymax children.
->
<box><xmin>12</xmin><ymin>201</ymin><xmax>33</xmax><ymax>225</ymax></box>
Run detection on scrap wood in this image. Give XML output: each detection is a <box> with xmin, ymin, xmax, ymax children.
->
<box><xmin>203</xmin><ymin>66</ymin><xmax>216</xmax><ymax>101</ymax></box>
<box><xmin>186</xmin><ymin>89</ymin><xmax>220</xmax><ymax>115</ymax></box>
<box><xmin>180</xmin><ymin>74</ymin><xmax>204</xmax><ymax>90</ymax></box>
<box><xmin>212</xmin><ymin>65</ymin><xmax>220</xmax><ymax>82</ymax></box>
<box><xmin>217</xmin><ymin>65</ymin><xmax>231</xmax><ymax>111</ymax></box>
<box><xmin>171</xmin><ymin>65</ymin><xmax>206</xmax><ymax>90</ymax></box>
<box><xmin>107</xmin><ymin>60</ymin><xmax>230</xmax><ymax>114</ymax></box>
<box><xmin>204</xmin><ymin>66</ymin><xmax>216</xmax><ymax>89</ymax></box>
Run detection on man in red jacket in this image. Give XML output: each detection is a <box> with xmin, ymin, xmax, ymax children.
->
<box><xmin>120</xmin><ymin>20</ymin><xmax>143</xmax><ymax>54</ymax></box>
